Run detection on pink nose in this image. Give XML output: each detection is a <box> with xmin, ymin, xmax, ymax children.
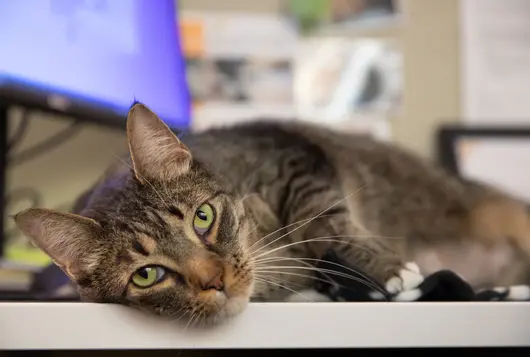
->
<box><xmin>186</xmin><ymin>253</ymin><xmax>225</xmax><ymax>292</ymax></box>
<box><xmin>200</xmin><ymin>270</ymin><xmax>224</xmax><ymax>291</ymax></box>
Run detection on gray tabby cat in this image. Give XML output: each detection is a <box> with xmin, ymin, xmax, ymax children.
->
<box><xmin>15</xmin><ymin>103</ymin><xmax>530</xmax><ymax>322</ymax></box>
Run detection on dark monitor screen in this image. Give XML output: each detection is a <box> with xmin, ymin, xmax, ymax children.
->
<box><xmin>0</xmin><ymin>0</ymin><xmax>190</xmax><ymax>129</ymax></box>
<box><xmin>438</xmin><ymin>126</ymin><xmax>530</xmax><ymax>204</ymax></box>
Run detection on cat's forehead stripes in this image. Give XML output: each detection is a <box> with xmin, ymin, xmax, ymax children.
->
<box><xmin>176</xmin><ymin>187</ymin><xmax>229</xmax><ymax>209</ymax></box>
<box><xmin>168</xmin><ymin>206</ymin><xmax>184</xmax><ymax>219</ymax></box>
<box><xmin>134</xmin><ymin>234</ymin><xmax>157</xmax><ymax>255</ymax></box>
<box><xmin>144</xmin><ymin>208</ymin><xmax>169</xmax><ymax>228</ymax></box>
<box><xmin>132</xmin><ymin>240</ymin><xmax>149</xmax><ymax>256</ymax></box>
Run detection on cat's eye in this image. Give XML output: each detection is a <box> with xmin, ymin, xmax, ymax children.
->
<box><xmin>131</xmin><ymin>266</ymin><xmax>166</xmax><ymax>288</ymax></box>
<box><xmin>193</xmin><ymin>203</ymin><xmax>215</xmax><ymax>236</ymax></box>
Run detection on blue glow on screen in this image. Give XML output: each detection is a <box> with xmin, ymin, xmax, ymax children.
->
<box><xmin>0</xmin><ymin>0</ymin><xmax>190</xmax><ymax>128</ymax></box>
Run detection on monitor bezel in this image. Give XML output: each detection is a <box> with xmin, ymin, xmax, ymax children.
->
<box><xmin>0</xmin><ymin>0</ymin><xmax>190</xmax><ymax>132</ymax></box>
<box><xmin>437</xmin><ymin>125</ymin><xmax>530</xmax><ymax>175</ymax></box>
<box><xmin>0</xmin><ymin>0</ymin><xmax>190</xmax><ymax>267</ymax></box>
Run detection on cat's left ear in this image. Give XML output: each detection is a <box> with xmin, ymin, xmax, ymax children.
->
<box><xmin>14</xmin><ymin>208</ymin><xmax>103</xmax><ymax>281</ymax></box>
<box><xmin>126</xmin><ymin>103</ymin><xmax>192</xmax><ymax>183</ymax></box>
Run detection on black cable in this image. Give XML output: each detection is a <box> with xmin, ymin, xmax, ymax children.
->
<box><xmin>5</xmin><ymin>198</ymin><xmax>73</xmax><ymax>242</ymax></box>
<box><xmin>4</xmin><ymin>187</ymin><xmax>72</xmax><ymax>240</ymax></box>
<box><xmin>4</xmin><ymin>187</ymin><xmax>42</xmax><ymax>209</ymax></box>
<box><xmin>9</xmin><ymin>121</ymin><xmax>81</xmax><ymax>166</ymax></box>
<box><xmin>6</xmin><ymin>110</ymin><xmax>31</xmax><ymax>153</ymax></box>
<box><xmin>3</xmin><ymin>187</ymin><xmax>44</xmax><ymax>243</ymax></box>
<box><xmin>3</xmin><ymin>108</ymin><xmax>82</xmax><ymax>240</ymax></box>
<box><xmin>1</xmin><ymin>108</ymin><xmax>82</xmax><ymax>272</ymax></box>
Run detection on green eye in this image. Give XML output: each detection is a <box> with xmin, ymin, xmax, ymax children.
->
<box><xmin>193</xmin><ymin>203</ymin><xmax>215</xmax><ymax>235</ymax></box>
<box><xmin>131</xmin><ymin>266</ymin><xmax>166</xmax><ymax>288</ymax></box>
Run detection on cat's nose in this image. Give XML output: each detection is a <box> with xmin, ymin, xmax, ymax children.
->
<box><xmin>187</xmin><ymin>253</ymin><xmax>225</xmax><ymax>291</ymax></box>
<box><xmin>200</xmin><ymin>269</ymin><xmax>224</xmax><ymax>291</ymax></box>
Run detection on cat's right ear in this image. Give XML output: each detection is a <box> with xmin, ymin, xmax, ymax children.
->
<box><xmin>14</xmin><ymin>208</ymin><xmax>103</xmax><ymax>281</ymax></box>
<box><xmin>126</xmin><ymin>103</ymin><xmax>192</xmax><ymax>183</ymax></box>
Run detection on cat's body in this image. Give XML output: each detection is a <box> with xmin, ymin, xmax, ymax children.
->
<box><xmin>16</xmin><ymin>104</ymin><xmax>530</xmax><ymax>323</ymax></box>
<box><xmin>82</xmin><ymin>120</ymin><xmax>530</xmax><ymax>295</ymax></box>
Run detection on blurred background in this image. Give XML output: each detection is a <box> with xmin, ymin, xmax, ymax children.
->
<box><xmin>0</xmin><ymin>0</ymin><xmax>527</xmax><ymax>296</ymax></box>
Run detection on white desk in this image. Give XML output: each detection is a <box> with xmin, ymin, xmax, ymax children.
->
<box><xmin>1</xmin><ymin>302</ymin><xmax>530</xmax><ymax>349</ymax></box>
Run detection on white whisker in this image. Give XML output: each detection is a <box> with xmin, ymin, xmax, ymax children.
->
<box><xmin>199</xmin><ymin>312</ymin><xmax>206</xmax><ymax>328</ymax></box>
<box><xmin>255</xmin><ymin>270</ymin><xmax>344</xmax><ymax>290</ymax></box>
<box><xmin>254</xmin><ymin>276</ymin><xmax>314</xmax><ymax>302</ymax></box>
<box><xmin>248</xmin><ymin>214</ymin><xmax>340</xmax><ymax>252</ymax></box>
<box><xmin>250</xmin><ymin>185</ymin><xmax>367</xmax><ymax>256</ymax></box>
<box><xmin>255</xmin><ymin>255</ymin><xmax>374</xmax><ymax>282</ymax></box>
<box><xmin>252</xmin><ymin>235</ymin><xmax>380</xmax><ymax>260</ymax></box>
<box><xmin>257</xmin><ymin>254</ymin><xmax>336</xmax><ymax>286</ymax></box>
<box><xmin>183</xmin><ymin>311</ymin><xmax>196</xmax><ymax>333</ymax></box>
<box><xmin>170</xmin><ymin>306</ymin><xmax>186</xmax><ymax>320</ymax></box>
<box><xmin>255</xmin><ymin>256</ymin><xmax>384</xmax><ymax>294</ymax></box>
<box><xmin>255</xmin><ymin>265</ymin><xmax>385</xmax><ymax>295</ymax></box>
<box><xmin>256</xmin><ymin>273</ymin><xmax>306</xmax><ymax>289</ymax></box>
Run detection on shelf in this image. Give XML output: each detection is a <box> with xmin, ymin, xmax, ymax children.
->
<box><xmin>1</xmin><ymin>302</ymin><xmax>530</xmax><ymax>349</ymax></box>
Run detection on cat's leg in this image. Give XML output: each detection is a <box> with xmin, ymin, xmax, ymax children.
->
<box><xmin>289</xmin><ymin>207</ymin><xmax>424</xmax><ymax>294</ymax></box>
<box><xmin>252</xmin><ymin>154</ymin><xmax>423</xmax><ymax>295</ymax></box>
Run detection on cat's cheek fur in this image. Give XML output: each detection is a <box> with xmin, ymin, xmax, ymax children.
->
<box><xmin>222</xmin><ymin>260</ymin><xmax>254</xmax><ymax>300</ymax></box>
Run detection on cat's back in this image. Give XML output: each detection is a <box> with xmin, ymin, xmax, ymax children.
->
<box><xmin>180</xmin><ymin>121</ymin><xmax>339</xmax><ymax>186</ymax></box>
<box><xmin>277</xmin><ymin>121</ymin><xmax>523</xmax><ymax>241</ymax></box>
<box><xmin>185</xmin><ymin>119</ymin><xmax>462</xmax><ymax>185</ymax></box>
<box><xmin>186</xmin><ymin>120</ymin><xmax>498</xmax><ymax>238</ymax></box>
<box><xmin>75</xmin><ymin>121</ymin><xmax>333</xmax><ymax>214</ymax></box>
<box><xmin>78</xmin><ymin>119</ymin><xmax>499</xmax><ymax>234</ymax></box>
<box><xmin>181</xmin><ymin>120</ymin><xmax>471</xmax><ymax>201</ymax></box>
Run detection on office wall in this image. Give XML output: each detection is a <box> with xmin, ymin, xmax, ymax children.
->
<box><xmin>396</xmin><ymin>0</ymin><xmax>460</xmax><ymax>157</ymax></box>
<box><xmin>179</xmin><ymin>0</ymin><xmax>461</xmax><ymax>157</ymax></box>
<box><xmin>5</xmin><ymin>0</ymin><xmax>461</xmax><ymax>224</ymax></box>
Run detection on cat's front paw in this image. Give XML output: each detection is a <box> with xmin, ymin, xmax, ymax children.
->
<box><xmin>384</xmin><ymin>262</ymin><xmax>424</xmax><ymax>294</ymax></box>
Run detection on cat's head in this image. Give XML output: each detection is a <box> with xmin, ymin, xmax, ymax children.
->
<box><xmin>14</xmin><ymin>103</ymin><xmax>257</xmax><ymax>323</ymax></box>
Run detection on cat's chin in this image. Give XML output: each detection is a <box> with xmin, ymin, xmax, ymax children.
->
<box><xmin>211</xmin><ymin>275</ymin><xmax>254</xmax><ymax>322</ymax></box>
<box><xmin>213</xmin><ymin>295</ymin><xmax>250</xmax><ymax>322</ymax></box>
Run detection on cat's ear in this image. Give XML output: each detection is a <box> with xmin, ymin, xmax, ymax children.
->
<box><xmin>126</xmin><ymin>103</ymin><xmax>192</xmax><ymax>183</ymax></box>
<box><xmin>14</xmin><ymin>208</ymin><xmax>103</xmax><ymax>280</ymax></box>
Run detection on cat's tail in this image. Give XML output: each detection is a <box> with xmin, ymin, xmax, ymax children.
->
<box><xmin>468</xmin><ymin>194</ymin><xmax>530</xmax><ymax>256</ymax></box>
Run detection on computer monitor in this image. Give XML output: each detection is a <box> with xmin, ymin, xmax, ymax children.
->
<box><xmin>438</xmin><ymin>126</ymin><xmax>530</xmax><ymax>204</ymax></box>
<box><xmin>0</xmin><ymin>0</ymin><xmax>190</xmax><ymax>266</ymax></box>
<box><xmin>0</xmin><ymin>0</ymin><xmax>190</xmax><ymax>129</ymax></box>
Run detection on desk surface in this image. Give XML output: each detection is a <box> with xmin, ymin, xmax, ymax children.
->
<box><xmin>1</xmin><ymin>302</ymin><xmax>530</xmax><ymax>349</ymax></box>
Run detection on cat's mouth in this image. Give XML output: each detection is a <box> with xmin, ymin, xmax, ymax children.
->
<box><xmin>196</xmin><ymin>285</ymin><xmax>250</xmax><ymax>323</ymax></box>
<box><xmin>215</xmin><ymin>294</ymin><xmax>250</xmax><ymax>321</ymax></box>
<box><xmin>199</xmin><ymin>265</ymin><xmax>254</xmax><ymax>322</ymax></box>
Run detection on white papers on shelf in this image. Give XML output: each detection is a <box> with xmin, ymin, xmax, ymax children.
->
<box><xmin>460</xmin><ymin>0</ymin><xmax>530</xmax><ymax>123</ymax></box>
<box><xmin>456</xmin><ymin>137</ymin><xmax>530</xmax><ymax>203</ymax></box>
<box><xmin>179</xmin><ymin>11</ymin><xmax>297</xmax><ymax>130</ymax></box>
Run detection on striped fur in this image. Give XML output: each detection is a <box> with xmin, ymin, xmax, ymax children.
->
<box><xmin>14</xmin><ymin>103</ymin><xmax>530</xmax><ymax>324</ymax></box>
